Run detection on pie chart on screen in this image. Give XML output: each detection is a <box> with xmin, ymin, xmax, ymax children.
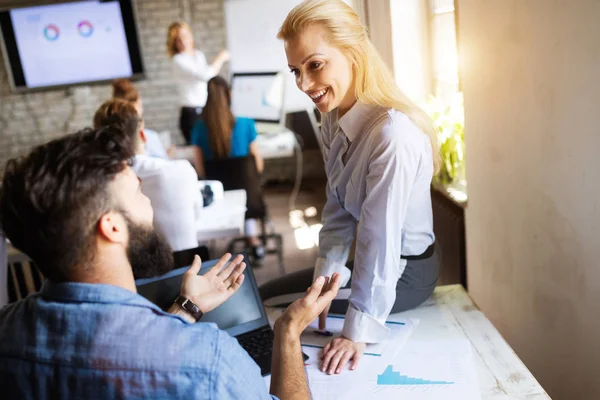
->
<box><xmin>43</xmin><ymin>24</ymin><xmax>59</xmax><ymax>41</ymax></box>
<box><xmin>77</xmin><ymin>20</ymin><xmax>93</xmax><ymax>37</ymax></box>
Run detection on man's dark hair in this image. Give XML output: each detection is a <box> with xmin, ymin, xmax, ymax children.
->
<box><xmin>0</xmin><ymin>127</ymin><xmax>135</xmax><ymax>282</ymax></box>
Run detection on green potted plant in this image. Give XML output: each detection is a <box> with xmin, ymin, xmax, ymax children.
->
<box><xmin>423</xmin><ymin>93</ymin><xmax>465</xmax><ymax>186</ymax></box>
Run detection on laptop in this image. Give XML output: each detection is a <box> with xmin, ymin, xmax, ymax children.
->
<box><xmin>230</xmin><ymin>72</ymin><xmax>286</xmax><ymax>135</ymax></box>
<box><xmin>135</xmin><ymin>254</ymin><xmax>277</xmax><ymax>376</ymax></box>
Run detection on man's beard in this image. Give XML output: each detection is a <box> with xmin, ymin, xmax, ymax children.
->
<box><xmin>125</xmin><ymin>217</ymin><xmax>174</xmax><ymax>279</ymax></box>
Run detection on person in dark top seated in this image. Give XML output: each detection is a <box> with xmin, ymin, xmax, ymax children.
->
<box><xmin>191</xmin><ymin>76</ymin><xmax>266</xmax><ymax>264</ymax></box>
<box><xmin>0</xmin><ymin>126</ymin><xmax>340</xmax><ymax>399</ymax></box>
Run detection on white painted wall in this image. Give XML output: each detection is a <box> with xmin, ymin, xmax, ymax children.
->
<box><xmin>459</xmin><ymin>0</ymin><xmax>600</xmax><ymax>398</ymax></box>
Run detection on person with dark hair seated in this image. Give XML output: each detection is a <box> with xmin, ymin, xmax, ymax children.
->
<box><xmin>94</xmin><ymin>98</ymin><xmax>202</xmax><ymax>253</ymax></box>
<box><xmin>191</xmin><ymin>76</ymin><xmax>266</xmax><ymax>264</ymax></box>
<box><xmin>0</xmin><ymin>126</ymin><xmax>341</xmax><ymax>399</ymax></box>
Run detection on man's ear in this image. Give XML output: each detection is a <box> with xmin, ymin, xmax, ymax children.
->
<box><xmin>98</xmin><ymin>212</ymin><xmax>128</xmax><ymax>245</ymax></box>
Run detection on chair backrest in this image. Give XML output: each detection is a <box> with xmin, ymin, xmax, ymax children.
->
<box><xmin>204</xmin><ymin>155</ymin><xmax>265</xmax><ymax>219</ymax></box>
<box><xmin>6</xmin><ymin>250</ymin><xmax>44</xmax><ymax>303</ymax></box>
<box><xmin>172</xmin><ymin>246</ymin><xmax>210</xmax><ymax>270</ymax></box>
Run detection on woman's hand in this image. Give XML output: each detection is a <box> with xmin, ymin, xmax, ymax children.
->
<box><xmin>216</xmin><ymin>49</ymin><xmax>231</xmax><ymax>63</ymax></box>
<box><xmin>321</xmin><ymin>336</ymin><xmax>366</xmax><ymax>375</ymax></box>
<box><xmin>180</xmin><ymin>253</ymin><xmax>246</xmax><ymax>313</ymax></box>
<box><xmin>318</xmin><ymin>303</ymin><xmax>331</xmax><ymax>331</ymax></box>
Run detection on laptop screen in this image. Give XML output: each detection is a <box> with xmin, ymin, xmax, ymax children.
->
<box><xmin>231</xmin><ymin>72</ymin><xmax>283</xmax><ymax>123</ymax></box>
<box><xmin>135</xmin><ymin>255</ymin><xmax>269</xmax><ymax>337</ymax></box>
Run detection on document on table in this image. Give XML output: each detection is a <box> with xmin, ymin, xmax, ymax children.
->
<box><xmin>300</xmin><ymin>315</ymin><xmax>418</xmax><ymax>360</ymax></box>
<box><xmin>299</xmin><ymin>339</ymin><xmax>481</xmax><ymax>400</ymax></box>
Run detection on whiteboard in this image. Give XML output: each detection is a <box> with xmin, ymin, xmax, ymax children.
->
<box><xmin>224</xmin><ymin>0</ymin><xmax>313</xmax><ymax>111</ymax></box>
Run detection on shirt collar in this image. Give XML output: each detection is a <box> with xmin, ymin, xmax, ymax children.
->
<box><xmin>40</xmin><ymin>280</ymin><xmax>158</xmax><ymax>309</ymax></box>
<box><xmin>336</xmin><ymin>101</ymin><xmax>379</xmax><ymax>143</ymax></box>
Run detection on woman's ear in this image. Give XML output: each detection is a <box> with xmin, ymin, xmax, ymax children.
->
<box><xmin>139</xmin><ymin>129</ymin><xmax>147</xmax><ymax>144</ymax></box>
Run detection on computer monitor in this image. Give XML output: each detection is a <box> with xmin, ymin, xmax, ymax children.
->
<box><xmin>231</xmin><ymin>72</ymin><xmax>284</xmax><ymax>124</ymax></box>
<box><xmin>0</xmin><ymin>0</ymin><xmax>144</xmax><ymax>93</ymax></box>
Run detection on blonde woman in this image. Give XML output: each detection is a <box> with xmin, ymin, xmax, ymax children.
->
<box><xmin>260</xmin><ymin>0</ymin><xmax>441</xmax><ymax>375</ymax></box>
<box><xmin>166</xmin><ymin>22</ymin><xmax>230</xmax><ymax>144</ymax></box>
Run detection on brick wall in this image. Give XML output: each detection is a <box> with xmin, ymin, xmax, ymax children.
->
<box><xmin>0</xmin><ymin>0</ymin><xmax>228</xmax><ymax>173</ymax></box>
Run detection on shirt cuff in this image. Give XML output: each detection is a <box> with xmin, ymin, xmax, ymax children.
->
<box><xmin>341</xmin><ymin>305</ymin><xmax>390</xmax><ymax>343</ymax></box>
<box><xmin>313</xmin><ymin>257</ymin><xmax>352</xmax><ymax>288</ymax></box>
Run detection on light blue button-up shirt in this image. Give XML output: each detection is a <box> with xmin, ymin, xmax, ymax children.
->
<box><xmin>315</xmin><ymin>101</ymin><xmax>435</xmax><ymax>344</ymax></box>
<box><xmin>0</xmin><ymin>281</ymin><xmax>275</xmax><ymax>399</ymax></box>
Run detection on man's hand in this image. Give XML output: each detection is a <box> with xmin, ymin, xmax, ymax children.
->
<box><xmin>270</xmin><ymin>274</ymin><xmax>342</xmax><ymax>400</ymax></box>
<box><xmin>275</xmin><ymin>273</ymin><xmax>341</xmax><ymax>338</ymax></box>
<box><xmin>180</xmin><ymin>253</ymin><xmax>246</xmax><ymax>313</ymax></box>
<box><xmin>321</xmin><ymin>336</ymin><xmax>366</xmax><ymax>374</ymax></box>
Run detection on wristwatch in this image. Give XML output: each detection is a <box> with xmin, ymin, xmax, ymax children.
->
<box><xmin>174</xmin><ymin>295</ymin><xmax>204</xmax><ymax>322</ymax></box>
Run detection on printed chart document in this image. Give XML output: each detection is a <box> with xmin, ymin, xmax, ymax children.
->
<box><xmin>300</xmin><ymin>315</ymin><xmax>418</xmax><ymax>360</ymax></box>
<box><xmin>298</xmin><ymin>339</ymin><xmax>480</xmax><ymax>400</ymax></box>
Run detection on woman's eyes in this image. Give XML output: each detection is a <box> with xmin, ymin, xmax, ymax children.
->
<box><xmin>289</xmin><ymin>62</ymin><xmax>323</xmax><ymax>76</ymax></box>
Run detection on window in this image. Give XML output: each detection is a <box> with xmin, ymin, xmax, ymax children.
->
<box><xmin>429</xmin><ymin>0</ymin><xmax>460</xmax><ymax>103</ymax></box>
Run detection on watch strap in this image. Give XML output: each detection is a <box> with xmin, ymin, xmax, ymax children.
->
<box><xmin>174</xmin><ymin>295</ymin><xmax>203</xmax><ymax>322</ymax></box>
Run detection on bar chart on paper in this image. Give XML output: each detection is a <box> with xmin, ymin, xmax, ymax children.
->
<box><xmin>366</xmin><ymin>340</ymin><xmax>480</xmax><ymax>400</ymax></box>
<box><xmin>377</xmin><ymin>365</ymin><xmax>454</xmax><ymax>386</ymax></box>
<box><xmin>303</xmin><ymin>339</ymin><xmax>481</xmax><ymax>400</ymax></box>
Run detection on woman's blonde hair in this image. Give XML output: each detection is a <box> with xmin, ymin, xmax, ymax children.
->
<box><xmin>166</xmin><ymin>21</ymin><xmax>192</xmax><ymax>58</ymax></box>
<box><xmin>278</xmin><ymin>0</ymin><xmax>441</xmax><ymax>173</ymax></box>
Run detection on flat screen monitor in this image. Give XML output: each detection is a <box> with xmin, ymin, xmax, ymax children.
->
<box><xmin>0</xmin><ymin>0</ymin><xmax>144</xmax><ymax>93</ymax></box>
<box><xmin>231</xmin><ymin>72</ymin><xmax>284</xmax><ymax>123</ymax></box>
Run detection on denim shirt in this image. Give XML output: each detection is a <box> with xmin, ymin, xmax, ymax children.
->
<box><xmin>0</xmin><ymin>281</ymin><xmax>275</xmax><ymax>400</ymax></box>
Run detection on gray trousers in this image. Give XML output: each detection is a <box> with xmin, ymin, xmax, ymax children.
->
<box><xmin>259</xmin><ymin>248</ymin><xmax>440</xmax><ymax>314</ymax></box>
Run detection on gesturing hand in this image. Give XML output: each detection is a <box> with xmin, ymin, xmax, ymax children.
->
<box><xmin>180</xmin><ymin>253</ymin><xmax>246</xmax><ymax>313</ymax></box>
<box><xmin>276</xmin><ymin>273</ymin><xmax>342</xmax><ymax>338</ymax></box>
<box><xmin>217</xmin><ymin>49</ymin><xmax>231</xmax><ymax>62</ymax></box>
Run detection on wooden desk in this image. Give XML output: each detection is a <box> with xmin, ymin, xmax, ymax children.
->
<box><xmin>266</xmin><ymin>285</ymin><xmax>549</xmax><ymax>399</ymax></box>
<box><xmin>196</xmin><ymin>189</ymin><xmax>247</xmax><ymax>242</ymax></box>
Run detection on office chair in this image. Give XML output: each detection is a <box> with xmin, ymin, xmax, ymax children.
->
<box><xmin>6</xmin><ymin>251</ymin><xmax>44</xmax><ymax>303</ymax></box>
<box><xmin>203</xmin><ymin>155</ymin><xmax>284</xmax><ymax>272</ymax></box>
<box><xmin>172</xmin><ymin>246</ymin><xmax>210</xmax><ymax>269</ymax></box>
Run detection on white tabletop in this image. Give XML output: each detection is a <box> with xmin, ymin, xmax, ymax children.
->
<box><xmin>196</xmin><ymin>189</ymin><xmax>247</xmax><ymax>242</ymax></box>
<box><xmin>255</xmin><ymin>130</ymin><xmax>296</xmax><ymax>159</ymax></box>
<box><xmin>266</xmin><ymin>285</ymin><xmax>549</xmax><ymax>399</ymax></box>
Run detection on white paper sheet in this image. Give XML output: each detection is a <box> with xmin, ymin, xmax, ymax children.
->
<box><xmin>300</xmin><ymin>315</ymin><xmax>418</xmax><ymax>361</ymax></box>
<box><xmin>301</xmin><ymin>339</ymin><xmax>481</xmax><ymax>400</ymax></box>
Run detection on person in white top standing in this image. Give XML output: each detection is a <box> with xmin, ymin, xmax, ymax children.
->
<box><xmin>94</xmin><ymin>99</ymin><xmax>203</xmax><ymax>253</ymax></box>
<box><xmin>166</xmin><ymin>21</ymin><xmax>231</xmax><ymax>144</ymax></box>
<box><xmin>259</xmin><ymin>0</ymin><xmax>441</xmax><ymax>375</ymax></box>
